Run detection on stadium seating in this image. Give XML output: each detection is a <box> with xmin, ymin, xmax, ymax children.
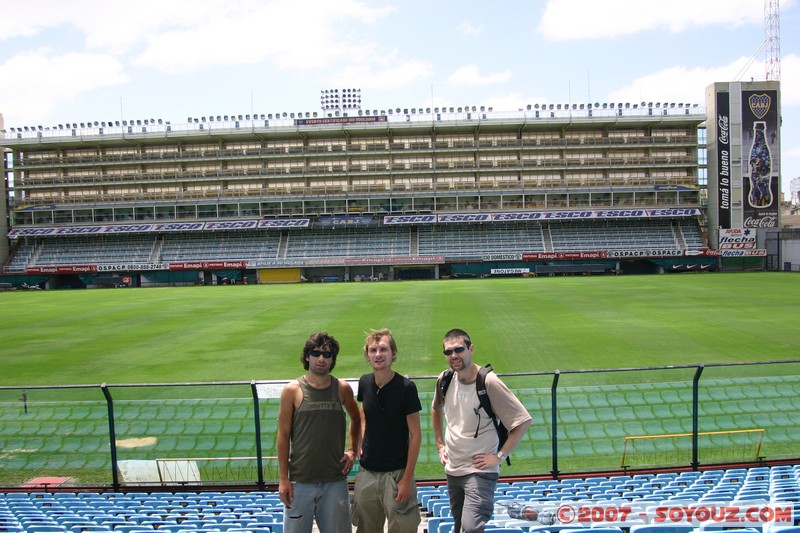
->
<box><xmin>5</xmin><ymin>217</ymin><xmax>707</xmax><ymax>271</ymax></box>
<box><xmin>2</xmin><ymin>464</ymin><xmax>798</xmax><ymax>532</ymax></box>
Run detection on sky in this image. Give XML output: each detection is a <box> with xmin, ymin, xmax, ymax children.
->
<box><xmin>1</xmin><ymin>0</ymin><xmax>798</xmax><ymax>200</ymax></box>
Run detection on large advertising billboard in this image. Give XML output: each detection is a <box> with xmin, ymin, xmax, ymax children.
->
<box><xmin>742</xmin><ymin>90</ymin><xmax>779</xmax><ymax>228</ymax></box>
<box><xmin>715</xmin><ymin>91</ymin><xmax>732</xmax><ymax>229</ymax></box>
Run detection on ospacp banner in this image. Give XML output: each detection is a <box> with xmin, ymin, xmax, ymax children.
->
<box><xmin>97</xmin><ymin>263</ymin><xmax>169</xmax><ymax>272</ymax></box>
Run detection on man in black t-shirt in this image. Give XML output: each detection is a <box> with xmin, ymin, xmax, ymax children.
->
<box><xmin>352</xmin><ymin>328</ymin><xmax>422</xmax><ymax>533</ymax></box>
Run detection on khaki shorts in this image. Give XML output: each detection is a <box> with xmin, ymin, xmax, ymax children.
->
<box><xmin>352</xmin><ymin>467</ymin><xmax>422</xmax><ymax>533</ymax></box>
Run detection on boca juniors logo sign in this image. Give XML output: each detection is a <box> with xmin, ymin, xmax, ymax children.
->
<box><xmin>748</xmin><ymin>93</ymin><xmax>771</xmax><ymax>120</ymax></box>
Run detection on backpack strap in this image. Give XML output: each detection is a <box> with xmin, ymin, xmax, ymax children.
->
<box><xmin>477</xmin><ymin>364</ymin><xmax>511</xmax><ymax>465</ymax></box>
<box><xmin>438</xmin><ymin>369</ymin><xmax>455</xmax><ymax>400</ymax></box>
<box><xmin>476</xmin><ymin>365</ymin><xmax>495</xmax><ymax>419</ymax></box>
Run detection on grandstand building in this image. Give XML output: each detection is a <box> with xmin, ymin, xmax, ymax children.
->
<box><xmin>0</xmin><ymin>97</ymin><xmax>744</xmax><ymax>287</ymax></box>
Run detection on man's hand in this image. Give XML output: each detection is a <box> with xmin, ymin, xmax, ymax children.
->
<box><xmin>471</xmin><ymin>452</ymin><xmax>503</xmax><ymax>469</ymax></box>
<box><xmin>340</xmin><ymin>449</ymin><xmax>356</xmax><ymax>475</ymax></box>
<box><xmin>395</xmin><ymin>477</ymin><xmax>412</xmax><ymax>502</ymax></box>
<box><xmin>436</xmin><ymin>442</ymin><xmax>448</xmax><ymax>465</ymax></box>
<box><xmin>278</xmin><ymin>478</ymin><xmax>293</xmax><ymax>507</ymax></box>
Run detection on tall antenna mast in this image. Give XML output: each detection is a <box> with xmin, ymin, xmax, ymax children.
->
<box><xmin>765</xmin><ymin>0</ymin><xmax>781</xmax><ymax>81</ymax></box>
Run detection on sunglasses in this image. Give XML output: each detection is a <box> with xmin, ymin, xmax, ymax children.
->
<box><xmin>443</xmin><ymin>346</ymin><xmax>468</xmax><ymax>356</ymax></box>
<box><xmin>308</xmin><ymin>349</ymin><xmax>334</xmax><ymax>359</ymax></box>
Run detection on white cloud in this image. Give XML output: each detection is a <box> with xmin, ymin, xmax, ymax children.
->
<box><xmin>0</xmin><ymin>2</ymin><xmax>79</xmax><ymax>40</ymax></box>
<box><xmin>779</xmin><ymin>54</ymin><xmax>800</xmax><ymax>107</ymax></box>
<box><xmin>607</xmin><ymin>57</ymin><xmax>773</xmax><ymax>104</ymax></box>
<box><xmin>538</xmin><ymin>0</ymin><xmax>764</xmax><ymax>41</ymax></box>
<box><xmin>129</xmin><ymin>0</ymin><xmax>393</xmax><ymax>74</ymax></box>
<box><xmin>480</xmin><ymin>92</ymin><xmax>539</xmax><ymax>112</ymax></box>
<box><xmin>0</xmin><ymin>0</ymin><xmax>394</xmax><ymax>74</ymax></box>
<box><xmin>448</xmin><ymin>65</ymin><xmax>512</xmax><ymax>87</ymax></box>
<box><xmin>0</xmin><ymin>50</ymin><xmax>127</xmax><ymax>124</ymax></box>
<box><xmin>458</xmin><ymin>20</ymin><xmax>484</xmax><ymax>38</ymax></box>
<box><xmin>330</xmin><ymin>59</ymin><xmax>434</xmax><ymax>90</ymax></box>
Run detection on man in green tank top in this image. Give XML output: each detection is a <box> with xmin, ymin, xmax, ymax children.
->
<box><xmin>277</xmin><ymin>331</ymin><xmax>362</xmax><ymax>533</ymax></box>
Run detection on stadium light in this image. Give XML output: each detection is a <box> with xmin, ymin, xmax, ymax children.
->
<box><xmin>321</xmin><ymin>87</ymin><xmax>362</xmax><ymax>112</ymax></box>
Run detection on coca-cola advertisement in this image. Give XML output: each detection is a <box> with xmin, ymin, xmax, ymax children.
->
<box><xmin>716</xmin><ymin>91</ymin><xmax>732</xmax><ymax>229</ymax></box>
<box><xmin>742</xmin><ymin>90</ymin><xmax>780</xmax><ymax>228</ymax></box>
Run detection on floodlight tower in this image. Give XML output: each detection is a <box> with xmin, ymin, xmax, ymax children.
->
<box><xmin>765</xmin><ymin>0</ymin><xmax>781</xmax><ymax>81</ymax></box>
<box><xmin>320</xmin><ymin>88</ymin><xmax>362</xmax><ymax>114</ymax></box>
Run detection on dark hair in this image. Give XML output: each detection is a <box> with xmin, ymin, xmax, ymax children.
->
<box><xmin>301</xmin><ymin>331</ymin><xmax>340</xmax><ymax>370</ymax></box>
<box><xmin>443</xmin><ymin>328</ymin><xmax>471</xmax><ymax>348</ymax></box>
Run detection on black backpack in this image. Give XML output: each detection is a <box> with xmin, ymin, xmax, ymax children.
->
<box><xmin>438</xmin><ymin>364</ymin><xmax>511</xmax><ymax>465</ymax></box>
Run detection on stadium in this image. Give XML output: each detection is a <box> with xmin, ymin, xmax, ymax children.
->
<box><xmin>1</xmin><ymin>79</ymin><xmax>799</xmax><ymax>533</ymax></box>
<box><xmin>0</xmin><ymin>83</ymin><xmax>764</xmax><ymax>289</ymax></box>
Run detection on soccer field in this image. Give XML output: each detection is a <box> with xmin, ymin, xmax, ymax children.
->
<box><xmin>1</xmin><ymin>272</ymin><xmax>798</xmax><ymax>387</ymax></box>
<box><xmin>1</xmin><ymin>271</ymin><xmax>799</xmax><ymax>485</ymax></box>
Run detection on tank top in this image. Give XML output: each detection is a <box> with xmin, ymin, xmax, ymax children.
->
<box><xmin>289</xmin><ymin>375</ymin><xmax>346</xmax><ymax>483</ymax></box>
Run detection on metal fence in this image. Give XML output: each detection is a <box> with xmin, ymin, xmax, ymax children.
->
<box><xmin>1</xmin><ymin>360</ymin><xmax>799</xmax><ymax>491</ymax></box>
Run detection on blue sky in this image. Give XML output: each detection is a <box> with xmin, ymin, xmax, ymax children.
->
<box><xmin>1</xmin><ymin>0</ymin><xmax>798</xmax><ymax>200</ymax></box>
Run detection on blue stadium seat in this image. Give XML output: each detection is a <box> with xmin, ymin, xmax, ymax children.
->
<box><xmin>562</xmin><ymin>528</ymin><xmax>621</xmax><ymax>533</ymax></box>
<box><xmin>21</xmin><ymin>525</ymin><xmax>69</xmax><ymax>533</ymax></box>
<box><xmin>629</xmin><ymin>525</ymin><xmax>695</xmax><ymax>533</ymax></box>
<box><xmin>765</xmin><ymin>527</ymin><xmax>800</xmax><ymax>533</ymax></box>
<box><xmin>430</xmin><ymin>500</ymin><xmax>452</xmax><ymax>517</ymax></box>
<box><xmin>525</xmin><ymin>526</ymin><xmax>590</xmax><ymax>533</ymax></box>
<box><xmin>427</xmin><ymin>516</ymin><xmax>455</xmax><ymax>533</ymax></box>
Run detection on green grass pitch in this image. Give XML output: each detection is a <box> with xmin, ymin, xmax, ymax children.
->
<box><xmin>1</xmin><ymin>272</ymin><xmax>798</xmax><ymax>386</ymax></box>
<box><xmin>1</xmin><ymin>272</ymin><xmax>799</xmax><ymax>485</ymax></box>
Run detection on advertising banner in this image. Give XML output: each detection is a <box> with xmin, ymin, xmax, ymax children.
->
<box><xmin>716</xmin><ymin>91</ymin><xmax>732</xmax><ymax>229</ymax></box>
<box><xmin>718</xmin><ymin>228</ymin><xmax>757</xmax><ymax>250</ymax></box>
<box><xmin>742</xmin><ymin>90</ymin><xmax>779</xmax><ymax>228</ymax></box>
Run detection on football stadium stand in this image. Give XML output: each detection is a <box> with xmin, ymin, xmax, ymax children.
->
<box><xmin>1</xmin><ymin>465</ymin><xmax>799</xmax><ymax>532</ymax></box>
<box><xmin>1</xmin><ymin>103</ymin><xmax>733</xmax><ymax>288</ymax></box>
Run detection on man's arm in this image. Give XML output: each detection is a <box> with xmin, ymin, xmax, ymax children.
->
<box><xmin>396</xmin><ymin>411</ymin><xmax>422</xmax><ymax>501</ymax></box>
<box><xmin>497</xmin><ymin>417</ymin><xmax>532</xmax><ymax>461</ymax></box>
<box><xmin>431</xmin><ymin>380</ymin><xmax>447</xmax><ymax>465</ymax></box>
<box><xmin>339</xmin><ymin>380</ymin><xmax>361</xmax><ymax>475</ymax></box>
<box><xmin>358</xmin><ymin>405</ymin><xmax>366</xmax><ymax>459</ymax></box>
<box><xmin>474</xmin><ymin>376</ymin><xmax>533</xmax><ymax>468</ymax></box>
<box><xmin>277</xmin><ymin>381</ymin><xmax>298</xmax><ymax>506</ymax></box>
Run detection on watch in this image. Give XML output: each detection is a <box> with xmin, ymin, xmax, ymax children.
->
<box><xmin>497</xmin><ymin>451</ymin><xmax>507</xmax><ymax>462</ymax></box>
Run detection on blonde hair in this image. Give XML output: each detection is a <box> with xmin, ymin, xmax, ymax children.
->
<box><xmin>363</xmin><ymin>328</ymin><xmax>398</xmax><ymax>361</ymax></box>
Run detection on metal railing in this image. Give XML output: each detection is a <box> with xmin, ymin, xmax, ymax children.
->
<box><xmin>1</xmin><ymin>360</ymin><xmax>798</xmax><ymax>491</ymax></box>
